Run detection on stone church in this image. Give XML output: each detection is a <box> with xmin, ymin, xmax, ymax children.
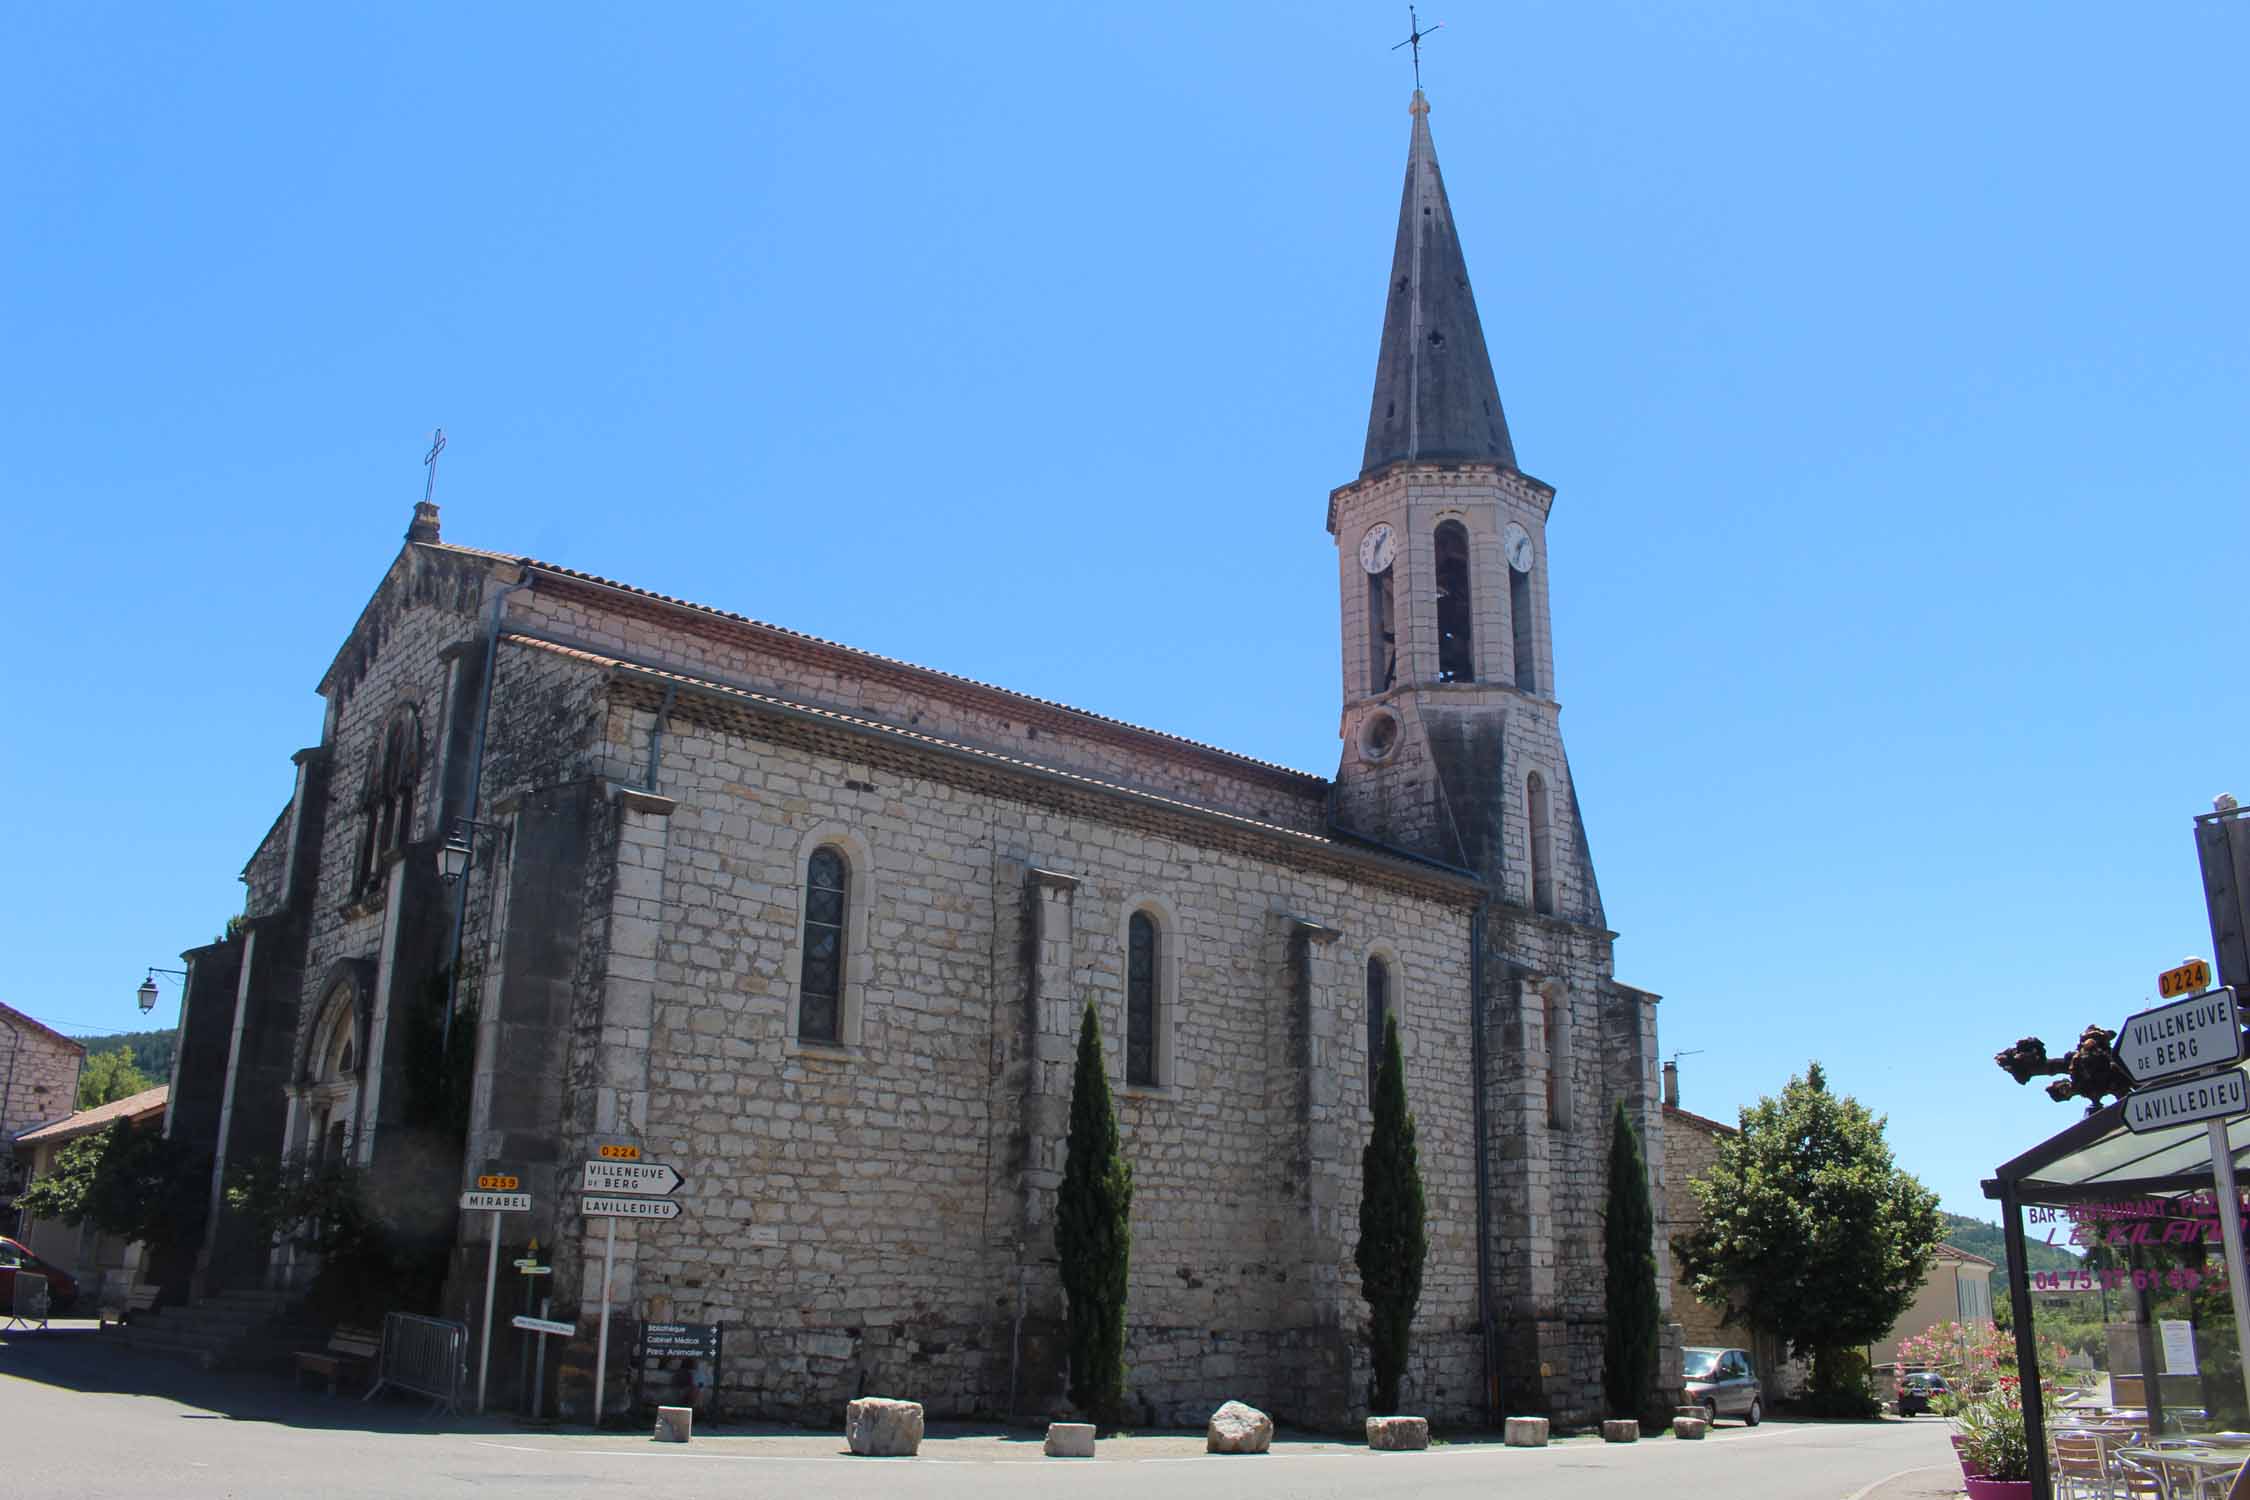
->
<box><xmin>163</xmin><ymin>89</ymin><xmax>1678</xmax><ymax>1427</ymax></box>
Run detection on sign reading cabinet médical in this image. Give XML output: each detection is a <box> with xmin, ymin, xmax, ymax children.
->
<box><xmin>2117</xmin><ymin>988</ymin><xmax>2243</xmax><ymax>1086</ymax></box>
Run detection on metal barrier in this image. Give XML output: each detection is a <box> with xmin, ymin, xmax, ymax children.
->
<box><xmin>364</xmin><ymin>1311</ymin><xmax>470</xmax><ymax>1414</ymax></box>
<box><xmin>4</xmin><ymin>1271</ymin><xmax>50</xmax><ymax>1331</ymax></box>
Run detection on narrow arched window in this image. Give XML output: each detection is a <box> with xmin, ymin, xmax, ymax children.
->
<box><xmin>799</xmin><ymin>846</ymin><xmax>848</xmax><ymax>1043</ymax></box>
<box><xmin>1368</xmin><ymin>566</ymin><xmax>1397</xmax><ymax>694</ymax></box>
<box><xmin>1127</xmin><ymin>911</ymin><xmax>1158</xmax><ymax>1086</ymax></box>
<box><xmin>1527</xmin><ymin>772</ymin><xmax>1555</xmax><ymax>916</ymax></box>
<box><xmin>1545</xmin><ymin>984</ymin><xmax>1569</xmax><ymax>1129</ymax></box>
<box><xmin>1366</xmin><ymin>955</ymin><xmax>1392</xmax><ymax>1092</ymax></box>
<box><xmin>355</xmin><ymin>705</ymin><xmax>423</xmax><ymax>893</ymax></box>
<box><xmin>1510</xmin><ymin>563</ymin><xmax>1537</xmax><ymax>692</ymax></box>
<box><xmin>1435</xmin><ymin>521</ymin><xmax>1474</xmax><ymax>683</ymax></box>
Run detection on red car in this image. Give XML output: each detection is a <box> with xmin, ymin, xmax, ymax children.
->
<box><xmin>0</xmin><ymin>1235</ymin><xmax>81</xmax><ymax>1315</ymax></box>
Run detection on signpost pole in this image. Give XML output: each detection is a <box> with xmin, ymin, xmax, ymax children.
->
<box><xmin>593</xmin><ymin>1215</ymin><xmax>618</xmax><ymax>1426</ymax></box>
<box><xmin>478</xmin><ymin>1207</ymin><xmax>502</xmax><ymax>1414</ymax></box>
<box><xmin>2205</xmin><ymin>1118</ymin><xmax>2250</xmax><ymax>1414</ymax></box>
<box><xmin>531</xmin><ymin>1296</ymin><xmax>551</xmax><ymax>1422</ymax></box>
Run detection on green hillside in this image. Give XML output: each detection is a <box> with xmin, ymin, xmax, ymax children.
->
<box><xmin>1941</xmin><ymin>1210</ymin><xmax>2081</xmax><ymax>1273</ymax></box>
<box><xmin>69</xmin><ymin>1028</ymin><xmax>176</xmax><ymax>1086</ymax></box>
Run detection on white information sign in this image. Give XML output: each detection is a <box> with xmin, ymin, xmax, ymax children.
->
<box><xmin>459</xmin><ymin>1190</ymin><xmax>532</xmax><ymax>1213</ymax></box>
<box><xmin>2123</xmin><ymin>1067</ymin><xmax>2250</xmax><ymax>1134</ymax></box>
<box><xmin>582</xmin><ymin>1193</ymin><xmax>683</xmax><ymax>1220</ymax></box>
<box><xmin>513</xmin><ymin>1314</ymin><xmax>576</xmax><ymax>1337</ymax></box>
<box><xmin>2118</xmin><ymin>988</ymin><xmax>2242</xmax><ymax>1085</ymax></box>
<box><xmin>581</xmin><ymin>1160</ymin><xmax>683</xmax><ymax>1196</ymax></box>
<box><xmin>2162</xmin><ymin>1318</ymin><xmax>2199</xmax><ymax>1375</ymax></box>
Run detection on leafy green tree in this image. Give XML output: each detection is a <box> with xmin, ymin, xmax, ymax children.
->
<box><xmin>1676</xmin><ymin>1062</ymin><xmax>1942</xmax><ymax>1415</ymax></box>
<box><xmin>1055</xmin><ymin>1000</ymin><xmax>1133</xmax><ymax>1422</ymax></box>
<box><xmin>76</xmin><ymin>1046</ymin><xmax>154</xmax><ymax>1108</ymax></box>
<box><xmin>17</xmin><ymin>1122</ymin><xmax>207</xmax><ymax>1248</ymax></box>
<box><xmin>1603</xmin><ymin>1100</ymin><xmax>1661</xmax><ymax>1421</ymax></box>
<box><xmin>1357</xmin><ymin>1012</ymin><xmax>1427</xmax><ymax>1414</ymax></box>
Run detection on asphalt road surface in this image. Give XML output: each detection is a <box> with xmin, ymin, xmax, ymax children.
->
<box><xmin>1</xmin><ymin>1324</ymin><xmax>1956</xmax><ymax>1500</ymax></box>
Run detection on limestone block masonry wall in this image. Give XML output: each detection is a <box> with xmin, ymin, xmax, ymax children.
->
<box><xmin>605</xmin><ymin>699</ymin><xmax>1487</xmax><ymax>1427</ymax></box>
<box><xmin>0</xmin><ymin>1020</ymin><xmax>83</xmax><ymax>1139</ymax></box>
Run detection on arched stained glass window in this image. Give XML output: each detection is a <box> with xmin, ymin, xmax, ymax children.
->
<box><xmin>799</xmin><ymin>846</ymin><xmax>848</xmax><ymax>1043</ymax></box>
<box><xmin>1127</xmin><ymin>911</ymin><xmax>1158</xmax><ymax>1086</ymax></box>
<box><xmin>1366</xmin><ymin>955</ymin><xmax>1392</xmax><ymax>1092</ymax></box>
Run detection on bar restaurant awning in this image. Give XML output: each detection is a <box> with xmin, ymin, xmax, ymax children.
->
<box><xmin>1988</xmin><ymin>1057</ymin><xmax>2250</xmax><ymax>1204</ymax></box>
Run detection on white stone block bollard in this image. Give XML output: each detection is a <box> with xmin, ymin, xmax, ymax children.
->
<box><xmin>1366</xmin><ymin>1416</ymin><xmax>1429</xmax><ymax>1450</ymax></box>
<box><xmin>1044</xmin><ymin>1422</ymin><xmax>1096</xmax><ymax>1457</ymax></box>
<box><xmin>1503</xmin><ymin>1416</ymin><xmax>1549</xmax><ymax>1447</ymax></box>
<box><xmin>1601</xmin><ymin>1419</ymin><xmax>1640</xmax><ymax>1443</ymax></box>
<box><xmin>1673</xmin><ymin>1416</ymin><xmax>1708</xmax><ymax>1440</ymax></box>
<box><xmin>846</xmin><ymin>1397</ymin><xmax>925</xmax><ymax>1456</ymax></box>
<box><xmin>1206</xmin><ymin>1401</ymin><xmax>1274</xmax><ymax>1453</ymax></box>
<box><xmin>652</xmin><ymin>1406</ymin><xmax>693</xmax><ymax>1442</ymax></box>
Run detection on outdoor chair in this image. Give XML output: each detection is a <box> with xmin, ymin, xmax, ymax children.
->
<box><xmin>2056</xmin><ymin>1432</ymin><xmax>2114</xmax><ymax>1500</ymax></box>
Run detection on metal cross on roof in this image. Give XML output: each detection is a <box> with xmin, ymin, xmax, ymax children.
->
<box><xmin>1392</xmin><ymin>6</ymin><xmax>1444</xmax><ymax>89</ymax></box>
<box><xmin>422</xmin><ymin>427</ymin><xmax>447</xmax><ymax>506</ymax></box>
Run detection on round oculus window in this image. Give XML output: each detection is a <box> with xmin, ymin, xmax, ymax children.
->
<box><xmin>1357</xmin><ymin>708</ymin><xmax>1402</xmax><ymax>764</ymax></box>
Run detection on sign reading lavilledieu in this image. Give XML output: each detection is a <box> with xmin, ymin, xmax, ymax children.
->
<box><xmin>2117</xmin><ymin>988</ymin><xmax>2242</xmax><ymax>1086</ymax></box>
<box><xmin>2124</xmin><ymin>1067</ymin><xmax>2250</xmax><ymax>1135</ymax></box>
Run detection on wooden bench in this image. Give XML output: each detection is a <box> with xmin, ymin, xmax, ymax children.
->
<box><xmin>295</xmin><ymin>1326</ymin><xmax>381</xmax><ymax>1395</ymax></box>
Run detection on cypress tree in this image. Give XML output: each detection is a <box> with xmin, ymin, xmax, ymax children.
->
<box><xmin>1357</xmin><ymin>1012</ymin><xmax>1427</xmax><ymax>1414</ymax></box>
<box><xmin>1056</xmin><ymin>999</ymin><xmax>1133</xmax><ymax>1422</ymax></box>
<box><xmin>1602</xmin><ymin>1099</ymin><xmax>1661</xmax><ymax>1422</ymax></box>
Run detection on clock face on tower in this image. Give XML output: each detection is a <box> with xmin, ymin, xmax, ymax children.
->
<box><xmin>1358</xmin><ymin>523</ymin><xmax>1397</xmax><ymax>574</ymax></box>
<box><xmin>1503</xmin><ymin>522</ymin><xmax>1534</xmax><ymax>573</ymax></box>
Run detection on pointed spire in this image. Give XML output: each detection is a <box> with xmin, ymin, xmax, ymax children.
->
<box><xmin>1361</xmin><ymin>91</ymin><xmax>1516</xmax><ymax>478</ymax></box>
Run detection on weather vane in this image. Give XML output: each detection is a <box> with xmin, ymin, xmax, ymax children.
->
<box><xmin>422</xmin><ymin>427</ymin><xmax>447</xmax><ymax>506</ymax></box>
<box><xmin>1392</xmin><ymin>6</ymin><xmax>1444</xmax><ymax>89</ymax></box>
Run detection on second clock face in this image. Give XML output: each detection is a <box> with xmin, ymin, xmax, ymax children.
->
<box><xmin>1359</xmin><ymin>523</ymin><xmax>1397</xmax><ymax>574</ymax></box>
<box><xmin>1503</xmin><ymin>522</ymin><xmax>1534</xmax><ymax>573</ymax></box>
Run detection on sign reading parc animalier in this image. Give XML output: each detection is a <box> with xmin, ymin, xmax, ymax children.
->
<box><xmin>2117</xmin><ymin>987</ymin><xmax>2242</xmax><ymax>1085</ymax></box>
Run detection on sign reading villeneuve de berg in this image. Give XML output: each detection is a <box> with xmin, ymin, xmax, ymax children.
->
<box><xmin>2125</xmin><ymin>1067</ymin><xmax>2250</xmax><ymax>1135</ymax></box>
<box><xmin>581</xmin><ymin>1160</ymin><xmax>683</xmax><ymax>1196</ymax></box>
<box><xmin>2117</xmin><ymin>988</ymin><xmax>2243</xmax><ymax>1086</ymax></box>
<box><xmin>582</xmin><ymin>1194</ymin><xmax>683</xmax><ymax>1220</ymax></box>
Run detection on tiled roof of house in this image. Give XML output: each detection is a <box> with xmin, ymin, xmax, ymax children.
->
<box><xmin>0</xmin><ymin>1002</ymin><xmax>88</xmax><ymax>1056</ymax></box>
<box><xmin>1663</xmin><ymin>1101</ymin><xmax>1738</xmax><ymax>1138</ymax></box>
<box><xmin>14</xmin><ymin>1086</ymin><xmax>168</xmax><ymax>1146</ymax></box>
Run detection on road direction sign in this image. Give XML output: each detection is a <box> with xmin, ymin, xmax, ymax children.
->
<box><xmin>460</xmin><ymin>1190</ymin><xmax>532</xmax><ymax>1212</ymax></box>
<box><xmin>476</xmin><ymin>1173</ymin><xmax>520</xmax><ymax>1191</ymax></box>
<box><xmin>581</xmin><ymin>1160</ymin><xmax>683</xmax><ymax>1196</ymax></box>
<box><xmin>513</xmin><ymin>1258</ymin><xmax>552</xmax><ymax>1275</ymax></box>
<box><xmin>596</xmin><ymin>1143</ymin><xmax>642</xmax><ymax>1161</ymax></box>
<box><xmin>2124</xmin><ymin>1067</ymin><xmax>2250</xmax><ymax>1134</ymax></box>
<box><xmin>583</xmin><ymin>1193</ymin><xmax>683</xmax><ymax>1220</ymax></box>
<box><xmin>513</xmin><ymin>1314</ymin><xmax>575</xmax><ymax>1337</ymax></box>
<box><xmin>2118</xmin><ymin>988</ymin><xmax>2243</xmax><ymax>1085</ymax></box>
<box><xmin>2162</xmin><ymin>959</ymin><xmax>2216</xmax><ymax>999</ymax></box>
<box><xmin>643</xmin><ymin>1322</ymin><xmax>721</xmax><ymax>1358</ymax></box>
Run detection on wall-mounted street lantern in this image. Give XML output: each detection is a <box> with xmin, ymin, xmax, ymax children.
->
<box><xmin>135</xmin><ymin>966</ymin><xmax>187</xmax><ymax>1014</ymax></box>
<box><xmin>438</xmin><ymin>818</ymin><xmax>497</xmax><ymax>885</ymax></box>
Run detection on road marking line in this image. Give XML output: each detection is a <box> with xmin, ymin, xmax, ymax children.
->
<box><xmin>1842</xmin><ymin>1461</ymin><xmax>1954</xmax><ymax>1500</ymax></box>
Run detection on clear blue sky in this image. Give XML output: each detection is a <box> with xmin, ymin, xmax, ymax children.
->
<box><xmin>4</xmin><ymin>3</ymin><xmax>2245</xmax><ymax>1222</ymax></box>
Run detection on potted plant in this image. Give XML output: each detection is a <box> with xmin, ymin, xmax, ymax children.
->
<box><xmin>1952</xmin><ymin>1377</ymin><xmax>2034</xmax><ymax>1499</ymax></box>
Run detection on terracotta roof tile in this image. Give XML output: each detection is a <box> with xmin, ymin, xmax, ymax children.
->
<box><xmin>15</xmin><ymin>1086</ymin><xmax>168</xmax><ymax>1145</ymax></box>
<box><xmin>431</xmin><ymin>541</ymin><xmax>1323</xmax><ymax>784</ymax></box>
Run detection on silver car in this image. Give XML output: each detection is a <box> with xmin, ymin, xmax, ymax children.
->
<box><xmin>1683</xmin><ymin>1346</ymin><xmax>1764</xmax><ymax>1425</ymax></box>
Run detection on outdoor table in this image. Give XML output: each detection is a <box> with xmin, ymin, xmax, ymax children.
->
<box><xmin>2116</xmin><ymin>1442</ymin><xmax>2250</xmax><ymax>1500</ymax></box>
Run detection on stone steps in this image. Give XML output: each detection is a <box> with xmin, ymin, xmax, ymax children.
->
<box><xmin>114</xmin><ymin>1286</ymin><xmax>310</xmax><ymax>1371</ymax></box>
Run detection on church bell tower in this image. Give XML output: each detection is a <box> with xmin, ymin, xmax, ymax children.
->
<box><xmin>1328</xmin><ymin>89</ymin><xmax>1601</xmax><ymax>926</ymax></box>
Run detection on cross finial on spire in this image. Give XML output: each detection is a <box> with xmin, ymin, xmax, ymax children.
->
<box><xmin>407</xmin><ymin>427</ymin><xmax>447</xmax><ymax>543</ymax></box>
<box><xmin>1391</xmin><ymin>6</ymin><xmax>1444</xmax><ymax>90</ymax></box>
<box><xmin>422</xmin><ymin>427</ymin><xmax>447</xmax><ymax>506</ymax></box>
